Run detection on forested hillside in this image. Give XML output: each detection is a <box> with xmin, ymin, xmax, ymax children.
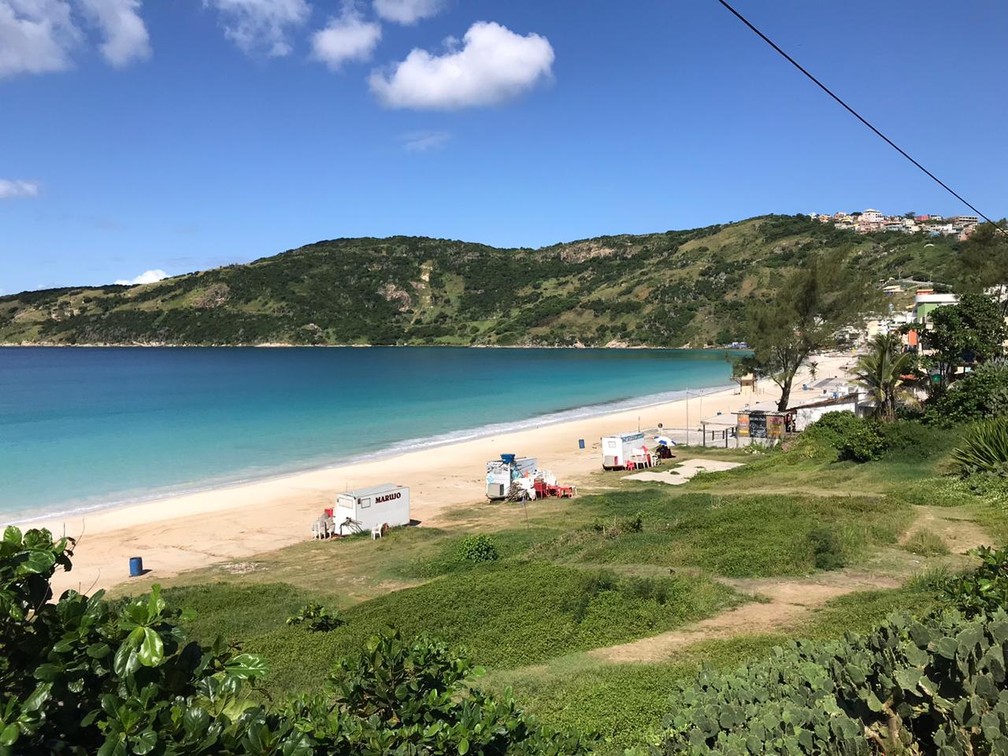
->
<box><xmin>0</xmin><ymin>215</ymin><xmax>958</xmax><ymax>347</ymax></box>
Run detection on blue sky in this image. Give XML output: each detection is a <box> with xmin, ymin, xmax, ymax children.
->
<box><xmin>1</xmin><ymin>0</ymin><xmax>1006</xmax><ymax>294</ymax></box>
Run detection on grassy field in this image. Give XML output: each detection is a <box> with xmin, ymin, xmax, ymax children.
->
<box><xmin>121</xmin><ymin>422</ymin><xmax>1005</xmax><ymax>752</ymax></box>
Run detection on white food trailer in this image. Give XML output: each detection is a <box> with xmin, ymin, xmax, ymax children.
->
<box><xmin>601</xmin><ymin>432</ymin><xmax>649</xmax><ymax>470</ymax></box>
<box><xmin>333</xmin><ymin>483</ymin><xmax>411</xmax><ymax>535</ymax></box>
<box><xmin>485</xmin><ymin>454</ymin><xmax>537</xmax><ymax>500</ymax></box>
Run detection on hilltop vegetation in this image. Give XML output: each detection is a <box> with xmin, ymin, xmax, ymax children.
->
<box><xmin>0</xmin><ymin>215</ymin><xmax>958</xmax><ymax>346</ymax></box>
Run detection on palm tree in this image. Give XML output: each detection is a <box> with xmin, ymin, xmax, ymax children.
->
<box><xmin>853</xmin><ymin>333</ymin><xmax>915</xmax><ymax>421</ymax></box>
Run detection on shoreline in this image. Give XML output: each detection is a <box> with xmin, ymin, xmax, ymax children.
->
<box><xmin>9</xmin><ymin>383</ymin><xmax>735</xmax><ymax>527</ymax></box>
<box><xmin>33</xmin><ymin>353</ymin><xmax>851</xmax><ymax>597</ymax></box>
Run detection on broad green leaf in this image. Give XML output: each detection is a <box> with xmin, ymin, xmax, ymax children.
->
<box><xmin>138</xmin><ymin>628</ymin><xmax>164</xmax><ymax>667</ymax></box>
<box><xmin>0</xmin><ymin>723</ymin><xmax>19</xmax><ymax>747</ymax></box>
<box><xmin>2</xmin><ymin>527</ymin><xmax>21</xmax><ymax>546</ymax></box>
<box><xmin>132</xmin><ymin>729</ymin><xmax>158</xmax><ymax>755</ymax></box>
<box><xmin>20</xmin><ymin>549</ymin><xmax>56</xmax><ymax>575</ymax></box>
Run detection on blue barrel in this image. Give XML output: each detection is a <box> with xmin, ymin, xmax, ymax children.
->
<box><xmin>578</xmin><ymin>439</ymin><xmax>585</xmax><ymax>449</ymax></box>
<box><xmin>129</xmin><ymin>556</ymin><xmax>144</xmax><ymax>577</ymax></box>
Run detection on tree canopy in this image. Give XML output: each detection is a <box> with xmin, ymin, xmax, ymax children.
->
<box><xmin>853</xmin><ymin>333</ymin><xmax>916</xmax><ymax>421</ymax></box>
<box><xmin>924</xmin><ymin>293</ymin><xmax>1007</xmax><ymax>386</ymax></box>
<box><xmin>955</xmin><ymin>221</ymin><xmax>1008</xmax><ymax>315</ymax></box>
<box><xmin>741</xmin><ymin>254</ymin><xmax>876</xmax><ymax>411</ymax></box>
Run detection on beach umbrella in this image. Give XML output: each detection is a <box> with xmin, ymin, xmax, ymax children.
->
<box><xmin>655</xmin><ymin>435</ymin><xmax>674</xmax><ymax>446</ymax></box>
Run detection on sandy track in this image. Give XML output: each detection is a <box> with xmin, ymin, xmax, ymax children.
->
<box><xmin>589</xmin><ymin>572</ymin><xmax>901</xmax><ymax>664</ymax></box>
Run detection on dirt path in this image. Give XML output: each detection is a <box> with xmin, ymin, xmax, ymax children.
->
<box><xmin>589</xmin><ymin>572</ymin><xmax>900</xmax><ymax>663</ymax></box>
<box><xmin>587</xmin><ymin>504</ymin><xmax>992</xmax><ymax>665</ymax></box>
<box><xmin>898</xmin><ymin>505</ymin><xmax>991</xmax><ymax>554</ymax></box>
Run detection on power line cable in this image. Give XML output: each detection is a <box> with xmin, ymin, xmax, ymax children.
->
<box><xmin>715</xmin><ymin>0</ymin><xmax>999</xmax><ymax>227</ymax></box>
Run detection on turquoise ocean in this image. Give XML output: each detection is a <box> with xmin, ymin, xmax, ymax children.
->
<box><xmin>0</xmin><ymin>347</ymin><xmax>735</xmax><ymax>522</ymax></box>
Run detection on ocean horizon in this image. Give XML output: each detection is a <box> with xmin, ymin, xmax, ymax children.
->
<box><xmin>0</xmin><ymin>346</ymin><xmax>736</xmax><ymax>522</ymax></box>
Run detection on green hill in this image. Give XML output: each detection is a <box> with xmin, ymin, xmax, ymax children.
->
<box><xmin>0</xmin><ymin>215</ymin><xmax>958</xmax><ymax>347</ymax></box>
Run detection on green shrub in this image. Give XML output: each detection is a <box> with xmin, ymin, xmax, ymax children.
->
<box><xmin>286</xmin><ymin>602</ymin><xmax>345</xmax><ymax>632</ymax></box>
<box><xmin>808</xmin><ymin>526</ymin><xmax>846</xmax><ymax>570</ymax></box>
<box><xmin>951</xmin><ymin>416</ymin><xmax>1008</xmax><ymax>477</ymax></box>
<box><xmin>803</xmin><ymin>412</ymin><xmax>884</xmax><ymax>462</ymax></box>
<box><xmin>457</xmin><ymin>534</ymin><xmax>499</xmax><ymax>563</ymax></box>
<box><xmin>942</xmin><ymin>545</ymin><xmax>1008</xmax><ymax>617</ymax></box>
<box><xmin>657</xmin><ymin>610</ymin><xmax>1008</xmax><ymax>754</ymax></box>
<box><xmin>905</xmin><ymin>565</ymin><xmax>952</xmax><ymax>593</ymax></box>
<box><xmin>879</xmin><ymin>420</ymin><xmax>952</xmax><ymax>463</ymax></box>
<box><xmin>924</xmin><ymin>361</ymin><xmax>1008</xmax><ymax>426</ymax></box>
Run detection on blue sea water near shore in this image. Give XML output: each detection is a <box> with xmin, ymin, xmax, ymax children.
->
<box><xmin>0</xmin><ymin>346</ymin><xmax>736</xmax><ymax>522</ymax></box>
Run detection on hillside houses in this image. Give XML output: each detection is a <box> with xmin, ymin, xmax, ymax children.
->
<box><xmin>811</xmin><ymin>208</ymin><xmax>978</xmax><ymax>240</ymax></box>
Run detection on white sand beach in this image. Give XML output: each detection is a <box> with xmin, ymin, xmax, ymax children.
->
<box><xmin>36</xmin><ymin>353</ymin><xmax>855</xmax><ymax>596</ymax></box>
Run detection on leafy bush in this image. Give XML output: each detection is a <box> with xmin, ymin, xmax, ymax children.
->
<box><xmin>657</xmin><ymin>610</ymin><xmax>1008</xmax><ymax>754</ymax></box>
<box><xmin>458</xmin><ymin>534</ymin><xmax>500</xmax><ymax>563</ymax></box>
<box><xmin>802</xmin><ymin>412</ymin><xmax>884</xmax><ymax>462</ymax></box>
<box><xmin>952</xmin><ymin>416</ymin><xmax>1008</xmax><ymax>477</ymax></box>
<box><xmin>942</xmin><ymin>545</ymin><xmax>1008</xmax><ymax>618</ymax></box>
<box><xmin>0</xmin><ymin>526</ymin><xmax>274</xmax><ymax>755</ymax></box>
<box><xmin>924</xmin><ymin>361</ymin><xmax>1008</xmax><ymax>426</ymax></box>
<box><xmin>0</xmin><ymin>526</ymin><xmax>587</xmax><ymax>754</ymax></box>
<box><xmin>286</xmin><ymin>602</ymin><xmax>345</xmax><ymax>632</ymax></box>
<box><xmin>808</xmin><ymin>526</ymin><xmax>846</xmax><ymax>570</ymax></box>
<box><xmin>878</xmin><ymin>419</ymin><xmax>952</xmax><ymax>463</ymax></box>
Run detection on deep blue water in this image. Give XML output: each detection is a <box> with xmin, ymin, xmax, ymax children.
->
<box><xmin>0</xmin><ymin>347</ymin><xmax>735</xmax><ymax>520</ymax></box>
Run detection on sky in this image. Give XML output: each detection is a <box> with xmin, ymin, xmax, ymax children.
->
<box><xmin>1</xmin><ymin>0</ymin><xmax>1006</xmax><ymax>294</ymax></box>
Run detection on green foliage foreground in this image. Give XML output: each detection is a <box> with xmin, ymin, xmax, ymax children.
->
<box><xmin>953</xmin><ymin>417</ymin><xmax>1008</xmax><ymax>478</ymax></box>
<box><xmin>657</xmin><ymin>609</ymin><xmax>1008</xmax><ymax>754</ymax></box>
<box><xmin>0</xmin><ymin>526</ymin><xmax>586</xmax><ymax>755</ymax></box>
<box><xmin>656</xmin><ymin>548</ymin><xmax>1008</xmax><ymax>754</ymax></box>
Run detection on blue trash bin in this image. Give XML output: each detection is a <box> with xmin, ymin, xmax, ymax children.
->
<box><xmin>578</xmin><ymin>439</ymin><xmax>585</xmax><ymax>449</ymax></box>
<box><xmin>129</xmin><ymin>556</ymin><xmax>144</xmax><ymax>577</ymax></box>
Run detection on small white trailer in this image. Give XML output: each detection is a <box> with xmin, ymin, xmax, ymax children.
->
<box><xmin>601</xmin><ymin>432</ymin><xmax>649</xmax><ymax>470</ymax></box>
<box><xmin>333</xmin><ymin>483</ymin><xmax>410</xmax><ymax>535</ymax></box>
<box><xmin>485</xmin><ymin>454</ymin><xmax>537</xmax><ymax>500</ymax></box>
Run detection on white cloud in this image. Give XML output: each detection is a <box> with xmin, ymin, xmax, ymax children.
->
<box><xmin>373</xmin><ymin>0</ymin><xmax>444</xmax><ymax>25</ymax></box>
<box><xmin>0</xmin><ymin>179</ymin><xmax>40</xmax><ymax>199</ymax></box>
<box><xmin>311</xmin><ymin>3</ymin><xmax>380</xmax><ymax>70</ymax></box>
<box><xmin>205</xmin><ymin>0</ymin><xmax>310</xmax><ymax>57</ymax></box>
<box><xmin>369</xmin><ymin>21</ymin><xmax>554</xmax><ymax>109</ymax></box>
<box><xmin>400</xmin><ymin>130</ymin><xmax>449</xmax><ymax>152</ymax></box>
<box><xmin>78</xmin><ymin>0</ymin><xmax>150</xmax><ymax>67</ymax></box>
<box><xmin>115</xmin><ymin>268</ymin><xmax>167</xmax><ymax>285</ymax></box>
<box><xmin>0</xmin><ymin>0</ymin><xmax>80</xmax><ymax>78</ymax></box>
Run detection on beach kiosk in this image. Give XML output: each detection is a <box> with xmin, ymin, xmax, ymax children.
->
<box><xmin>734</xmin><ymin>405</ymin><xmax>787</xmax><ymax>445</ymax></box>
<box><xmin>486</xmin><ymin>454</ymin><xmax>537</xmax><ymax>500</ymax></box>
<box><xmin>601</xmin><ymin>432</ymin><xmax>651</xmax><ymax>470</ymax></box>
<box><xmin>333</xmin><ymin>484</ymin><xmax>411</xmax><ymax>536</ymax></box>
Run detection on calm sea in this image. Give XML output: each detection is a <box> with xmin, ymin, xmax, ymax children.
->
<box><xmin>0</xmin><ymin>347</ymin><xmax>735</xmax><ymax>521</ymax></box>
